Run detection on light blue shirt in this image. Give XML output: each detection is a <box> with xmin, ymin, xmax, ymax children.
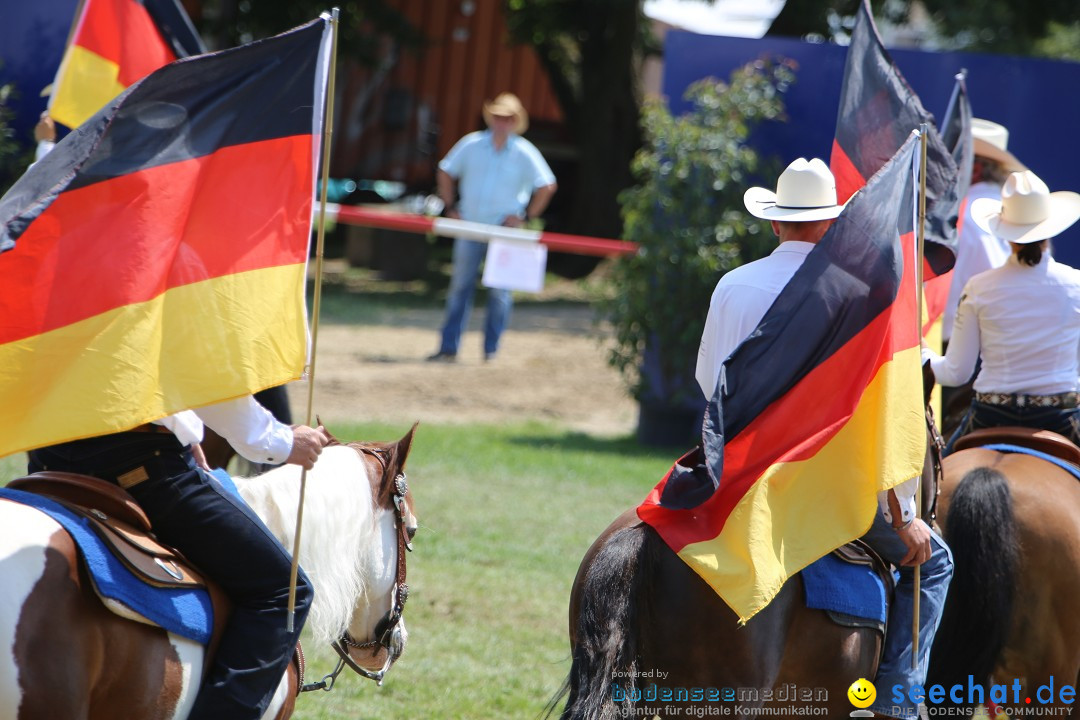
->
<box><xmin>438</xmin><ymin>130</ymin><xmax>556</xmax><ymax>225</ymax></box>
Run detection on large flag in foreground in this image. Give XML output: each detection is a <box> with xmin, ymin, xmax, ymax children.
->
<box><xmin>638</xmin><ymin>133</ymin><xmax>926</xmax><ymax>622</ymax></box>
<box><xmin>0</xmin><ymin>18</ymin><xmax>333</xmax><ymax>458</ymax></box>
<box><xmin>49</xmin><ymin>0</ymin><xmax>206</xmax><ymax>130</ymax></box>
<box><xmin>831</xmin><ymin>0</ymin><xmax>957</xmax><ymax>280</ymax></box>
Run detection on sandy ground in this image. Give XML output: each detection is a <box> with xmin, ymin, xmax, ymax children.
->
<box><xmin>284</xmin><ymin>286</ymin><xmax>640</xmax><ymax>438</ymax></box>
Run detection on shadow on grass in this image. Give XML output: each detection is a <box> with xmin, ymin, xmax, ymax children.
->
<box><xmin>507</xmin><ymin>429</ymin><xmax>685</xmax><ymax>460</ymax></box>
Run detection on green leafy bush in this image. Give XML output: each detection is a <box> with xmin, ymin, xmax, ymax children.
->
<box><xmin>600</xmin><ymin>58</ymin><xmax>796</xmax><ymax>405</ymax></box>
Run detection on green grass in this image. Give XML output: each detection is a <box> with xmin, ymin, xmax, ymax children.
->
<box><xmin>292</xmin><ymin>419</ymin><xmax>673</xmax><ymax>720</ymax></box>
<box><xmin>2</xmin><ymin>420</ymin><xmax>674</xmax><ymax>720</ymax></box>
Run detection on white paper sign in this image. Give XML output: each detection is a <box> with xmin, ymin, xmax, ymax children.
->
<box><xmin>482</xmin><ymin>240</ymin><xmax>548</xmax><ymax>293</ymax></box>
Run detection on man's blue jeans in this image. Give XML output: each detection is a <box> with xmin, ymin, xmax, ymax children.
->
<box><xmin>438</xmin><ymin>237</ymin><xmax>512</xmax><ymax>356</ymax></box>
<box><xmin>863</xmin><ymin>512</ymin><xmax>954</xmax><ymax>718</ymax></box>
<box><xmin>28</xmin><ymin>432</ymin><xmax>313</xmax><ymax>720</ymax></box>
<box><xmin>946</xmin><ymin>400</ymin><xmax>1080</xmax><ymax>453</ymax></box>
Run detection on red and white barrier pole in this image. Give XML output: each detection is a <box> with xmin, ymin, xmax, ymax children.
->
<box><xmin>325</xmin><ymin>204</ymin><xmax>639</xmax><ymax>258</ymax></box>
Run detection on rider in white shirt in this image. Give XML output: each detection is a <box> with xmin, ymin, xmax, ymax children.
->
<box><xmin>697</xmin><ymin>158</ymin><xmax>953</xmax><ymax>720</ymax></box>
<box><xmin>924</xmin><ymin>170</ymin><xmax>1080</xmax><ymax>450</ymax></box>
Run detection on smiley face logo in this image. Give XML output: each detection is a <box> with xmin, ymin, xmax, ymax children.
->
<box><xmin>847</xmin><ymin>678</ymin><xmax>876</xmax><ymax>709</ymax></box>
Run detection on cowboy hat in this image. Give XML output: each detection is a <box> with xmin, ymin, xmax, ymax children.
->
<box><xmin>972</xmin><ymin>118</ymin><xmax>1026</xmax><ymax>172</ymax></box>
<box><xmin>970</xmin><ymin>170</ymin><xmax>1080</xmax><ymax>244</ymax></box>
<box><xmin>743</xmin><ymin>158</ymin><xmax>846</xmax><ymax>222</ymax></box>
<box><xmin>482</xmin><ymin>93</ymin><xmax>528</xmax><ymax>135</ymax></box>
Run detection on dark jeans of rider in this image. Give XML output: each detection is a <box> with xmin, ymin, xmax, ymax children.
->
<box><xmin>28</xmin><ymin>431</ymin><xmax>313</xmax><ymax>720</ymax></box>
<box><xmin>946</xmin><ymin>399</ymin><xmax>1080</xmax><ymax>453</ymax></box>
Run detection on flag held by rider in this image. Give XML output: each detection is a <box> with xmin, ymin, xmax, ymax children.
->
<box><xmin>830</xmin><ymin>0</ymin><xmax>959</xmax><ymax>281</ymax></box>
<box><xmin>638</xmin><ymin>133</ymin><xmax>926</xmax><ymax>623</ymax></box>
<box><xmin>0</xmin><ymin>18</ymin><xmax>333</xmax><ymax>458</ymax></box>
<box><xmin>49</xmin><ymin>0</ymin><xmax>207</xmax><ymax>130</ymax></box>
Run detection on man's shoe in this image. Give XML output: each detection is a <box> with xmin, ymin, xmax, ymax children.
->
<box><xmin>483</xmin><ymin>352</ymin><xmax>495</xmax><ymax>363</ymax></box>
<box><xmin>426</xmin><ymin>351</ymin><xmax>457</xmax><ymax>363</ymax></box>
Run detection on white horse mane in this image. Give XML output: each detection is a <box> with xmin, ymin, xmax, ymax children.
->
<box><xmin>232</xmin><ymin>445</ymin><xmax>386</xmax><ymax>645</ymax></box>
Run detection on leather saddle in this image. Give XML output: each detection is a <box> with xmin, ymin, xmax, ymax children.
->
<box><xmin>9</xmin><ymin>471</ymin><xmax>208</xmax><ymax>588</ymax></box>
<box><xmin>7</xmin><ymin>471</ymin><xmax>230</xmax><ymax>660</ymax></box>
<box><xmin>820</xmin><ymin>538</ymin><xmax>896</xmax><ymax>633</ymax></box>
<box><xmin>953</xmin><ymin>426</ymin><xmax>1080</xmax><ymax>467</ymax></box>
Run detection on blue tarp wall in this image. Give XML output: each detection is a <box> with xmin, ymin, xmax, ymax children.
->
<box><xmin>0</xmin><ymin>0</ymin><xmax>79</xmax><ymax>145</ymax></box>
<box><xmin>663</xmin><ymin>31</ymin><xmax>1080</xmax><ymax>264</ymax></box>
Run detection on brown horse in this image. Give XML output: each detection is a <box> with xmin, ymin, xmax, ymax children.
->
<box><xmin>927</xmin><ymin>433</ymin><xmax>1080</xmax><ymax>709</ymax></box>
<box><xmin>554</xmin><ymin>415</ymin><xmax>942</xmax><ymax>719</ymax></box>
<box><xmin>0</xmin><ymin>426</ymin><xmax>419</xmax><ymax>720</ymax></box>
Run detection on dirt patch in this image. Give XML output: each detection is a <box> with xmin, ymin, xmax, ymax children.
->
<box><xmin>285</xmin><ymin>277</ymin><xmax>639</xmax><ymax>437</ymax></box>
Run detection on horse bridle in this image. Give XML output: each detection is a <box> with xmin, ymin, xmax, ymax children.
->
<box><xmin>301</xmin><ymin>445</ymin><xmax>413</xmax><ymax>692</ymax></box>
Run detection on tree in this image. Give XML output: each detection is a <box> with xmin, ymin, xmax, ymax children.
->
<box><xmin>599</xmin><ymin>59</ymin><xmax>795</xmax><ymax>438</ymax></box>
<box><xmin>0</xmin><ymin>83</ymin><xmax>35</xmax><ymax>195</ymax></box>
<box><xmin>503</xmin><ymin>0</ymin><xmax>654</xmax><ymax>243</ymax></box>
<box><xmin>767</xmin><ymin>0</ymin><xmax>1080</xmax><ymax>59</ymax></box>
<box><xmin>189</xmin><ymin>0</ymin><xmax>423</xmax><ymax>64</ymax></box>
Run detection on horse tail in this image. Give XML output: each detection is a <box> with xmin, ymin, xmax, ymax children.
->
<box><xmin>554</xmin><ymin>523</ymin><xmax>657</xmax><ymax>720</ymax></box>
<box><xmin>928</xmin><ymin>466</ymin><xmax>1019</xmax><ymax>689</ymax></box>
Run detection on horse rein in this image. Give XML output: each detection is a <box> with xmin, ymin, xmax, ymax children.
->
<box><xmin>301</xmin><ymin>444</ymin><xmax>413</xmax><ymax>692</ymax></box>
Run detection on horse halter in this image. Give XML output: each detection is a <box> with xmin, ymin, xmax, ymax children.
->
<box><xmin>302</xmin><ymin>445</ymin><xmax>413</xmax><ymax>692</ymax></box>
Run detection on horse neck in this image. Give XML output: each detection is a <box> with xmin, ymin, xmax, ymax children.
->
<box><xmin>234</xmin><ymin>446</ymin><xmax>388</xmax><ymax>644</ymax></box>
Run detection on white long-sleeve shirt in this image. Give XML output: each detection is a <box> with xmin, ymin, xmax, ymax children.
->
<box><xmin>695</xmin><ymin>240</ymin><xmax>916</xmax><ymax>525</ymax></box>
<box><xmin>942</xmin><ymin>182</ymin><xmax>1012</xmax><ymax>341</ymax></box>
<box><xmin>154</xmin><ymin>395</ymin><xmax>293</xmax><ymax>465</ymax></box>
<box><xmin>926</xmin><ymin>253</ymin><xmax>1080</xmax><ymax>394</ymax></box>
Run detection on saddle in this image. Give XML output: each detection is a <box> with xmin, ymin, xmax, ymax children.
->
<box><xmin>953</xmin><ymin>426</ymin><xmax>1080</xmax><ymax>467</ymax></box>
<box><xmin>6</xmin><ymin>471</ymin><xmax>230</xmax><ymax>666</ymax></box>
<box><xmin>805</xmin><ymin>539</ymin><xmax>896</xmax><ymax>635</ymax></box>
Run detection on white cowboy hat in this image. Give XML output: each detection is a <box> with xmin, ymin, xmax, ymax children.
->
<box><xmin>743</xmin><ymin>158</ymin><xmax>846</xmax><ymax>222</ymax></box>
<box><xmin>970</xmin><ymin>170</ymin><xmax>1080</xmax><ymax>244</ymax></box>
<box><xmin>482</xmin><ymin>93</ymin><xmax>529</xmax><ymax>135</ymax></box>
<box><xmin>972</xmin><ymin>118</ymin><xmax>1027</xmax><ymax>172</ymax></box>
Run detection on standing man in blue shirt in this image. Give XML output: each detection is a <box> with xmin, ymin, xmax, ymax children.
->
<box><xmin>428</xmin><ymin>93</ymin><xmax>557</xmax><ymax>362</ymax></box>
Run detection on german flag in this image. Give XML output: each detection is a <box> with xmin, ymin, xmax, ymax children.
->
<box><xmin>923</xmin><ymin>72</ymin><xmax>973</xmax><ymax>335</ymax></box>
<box><xmin>830</xmin><ymin>0</ymin><xmax>957</xmax><ymax>281</ymax></box>
<box><xmin>49</xmin><ymin>0</ymin><xmax>206</xmax><ymax>130</ymax></box>
<box><xmin>638</xmin><ymin>133</ymin><xmax>925</xmax><ymax>622</ymax></box>
<box><xmin>0</xmin><ymin>18</ymin><xmax>333</xmax><ymax>458</ymax></box>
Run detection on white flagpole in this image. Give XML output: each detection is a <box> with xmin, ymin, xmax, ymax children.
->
<box><xmin>287</xmin><ymin>6</ymin><xmax>339</xmax><ymax>634</ymax></box>
<box><xmin>913</xmin><ymin>122</ymin><xmax>929</xmax><ymax>667</ymax></box>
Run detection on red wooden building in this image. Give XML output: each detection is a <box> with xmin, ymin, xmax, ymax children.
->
<box><xmin>333</xmin><ymin>0</ymin><xmax>566</xmax><ymax>190</ymax></box>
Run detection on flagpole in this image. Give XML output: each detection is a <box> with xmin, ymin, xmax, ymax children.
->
<box><xmin>913</xmin><ymin>122</ymin><xmax>929</xmax><ymax>668</ymax></box>
<box><xmin>287</xmin><ymin>6</ymin><xmax>339</xmax><ymax>634</ymax></box>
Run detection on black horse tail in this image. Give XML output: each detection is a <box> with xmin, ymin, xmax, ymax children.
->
<box><xmin>928</xmin><ymin>467</ymin><xmax>1019</xmax><ymax>691</ymax></box>
<box><xmin>550</xmin><ymin>523</ymin><xmax>657</xmax><ymax>720</ymax></box>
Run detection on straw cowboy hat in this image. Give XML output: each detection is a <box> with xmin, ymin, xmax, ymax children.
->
<box><xmin>970</xmin><ymin>170</ymin><xmax>1080</xmax><ymax>244</ymax></box>
<box><xmin>482</xmin><ymin>93</ymin><xmax>529</xmax><ymax>135</ymax></box>
<box><xmin>743</xmin><ymin>158</ymin><xmax>846</xmax><ymax>222</ymax></box>
<box><xmin>972</xmin><ymin>118</ymin><xmax>1027</xmax><ymax>172</ymax></box>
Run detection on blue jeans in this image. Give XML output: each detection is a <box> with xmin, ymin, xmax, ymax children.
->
<box><xmin>945</xmin><ymin>400</ymin><xmax>1080</xmax><ymax>454</ymax></box>
<box><xmin>28</xmin><ymin>432</ymin><xmax>313</xmax><ymax>720</ymax></box>
<box><xmin>863</xmin><ymin>512</ymin><xmax>954</xmax><ymax>718</ymax></box>
<box><xmin>438</xmin><ymin>237</ymin><xmax>512</xmax><ymax>356</ymax></box>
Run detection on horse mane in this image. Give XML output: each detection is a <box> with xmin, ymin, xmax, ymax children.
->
<box><xmin>233</xmin><ymin>445</ymin><xmax>381</xmax><ymax>645</ymax></box>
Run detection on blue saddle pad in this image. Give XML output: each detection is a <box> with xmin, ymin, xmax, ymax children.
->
<box><xmin>982</xmin><ymin>443</ymin><xmax>1080</xmax><ymax>481</ymax></box>
<box><xmin>801</xmin><ymin>552</ymin><xmax>892</xmax><ymax>624</ymax></box>
<box><xmin>0</xmin><ymin>486</ymin><xmax>213</xmax><ymax>645</ymax></box>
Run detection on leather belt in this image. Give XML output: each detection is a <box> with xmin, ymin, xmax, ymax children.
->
<box><xmin>975</xmin><ymin>391</ymin><xmax>1079</xmax><ymax>409</ymax></box>
<box><xmin>127</xmin><ymin>423</ymin><xmax>174</xmax><ymax>434</ymax></box>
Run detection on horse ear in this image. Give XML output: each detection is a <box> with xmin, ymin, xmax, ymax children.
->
<box><xmin>394</xmin><ymin>422</ymin><xmax>420</xmax><ymax>474</ymax></box>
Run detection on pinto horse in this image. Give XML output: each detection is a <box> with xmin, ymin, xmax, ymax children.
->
<box><xmin>0</xmin><ymin>426</ymin><xmax>418</xmax><ymax>720</ymax></box>
<box><xmin>927</xmin><ymin>431</ymin><xmax>1080</xmax><ymax>707</ymax></box>
<box><xmin>555</xmin><ymin>413</ymin><xmax>943</xmax><ymax>719</ymax></box>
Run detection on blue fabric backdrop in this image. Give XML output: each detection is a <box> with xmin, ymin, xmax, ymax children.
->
<box><xmin>663</xmin><ymin>31</ymin><xmax>1080</xmax><ymax>263</ymax></box>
